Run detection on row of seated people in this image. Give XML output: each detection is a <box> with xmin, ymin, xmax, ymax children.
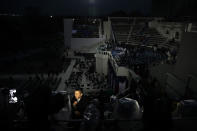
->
<box><xmin>113</xmin><ymin>45</ymin><xmax>169</xmax><ymax>67</ymax></box>
<box><xmin>98</xmin><ymin>41</ymin><xmax>177</xmax><ymax>66</ymax></box>
<box><xmin>65</xmin><ymin>71</ymin><xmax>83</xmax><ymax>89</ymax></box>
<box><xmin>65</xmin><ymin>58</ymin><xmax>92</xmax><ymax>89</ymax></box>
<box><xmin>84</xmin><ymin>71</ymin><xmax>108</xmax><ymax>90</ymax></box>
<box><xmin>66</xmin><ymin>57</ymin><xmax>108</xmax><ymax>92</ymax></box>
<box><xmin>115</xmin><ymin>40</ymin><xmax>178</xmax><ymax>65</ymax></box>
<box><xmin>81</xmin><ymin>56</ymin><xmax>108</xmax><ymax>91</ymax></box>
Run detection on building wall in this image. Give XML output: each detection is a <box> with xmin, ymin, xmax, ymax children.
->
<box><xmin>95</xmin><ymin>52</ymin><xmax>109</xmax><ymax>75</ymax></box>
<box><xmin>103</xmin><ymin>20</ymin><xmax>112</xmax><ymax>40</ymax></box>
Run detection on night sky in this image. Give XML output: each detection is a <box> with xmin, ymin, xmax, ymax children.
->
<box><xmin>1</xmin><ymin>0</ymin><xmax>152</xmax><ymax>16</ymax></box>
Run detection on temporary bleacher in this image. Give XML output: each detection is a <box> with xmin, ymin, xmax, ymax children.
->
<box><xmin>111</xmin><ymin>18</ymin><xmax>133</xmax><ymax>44</ymax></box>
<box><xmin>110</xmin><ymin>17</ymin><xmax>167</xmax><ymax>46</ymax></box>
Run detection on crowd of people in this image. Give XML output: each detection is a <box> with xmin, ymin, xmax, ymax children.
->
<box><xmin>65</xmin><ymin>56</ymin><xmax>106</xmax><ymax>93</ymax></box>
<box><xmin>99</xmin><ymin>40</ymin><xmax>178</xmax><ymax>76</ymax></box>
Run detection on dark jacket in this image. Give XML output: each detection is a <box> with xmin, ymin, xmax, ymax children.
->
<box><xmin>71</xmin><ymin>96</ymin><xmax>88</xmax><ymax>119</ymax></box>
